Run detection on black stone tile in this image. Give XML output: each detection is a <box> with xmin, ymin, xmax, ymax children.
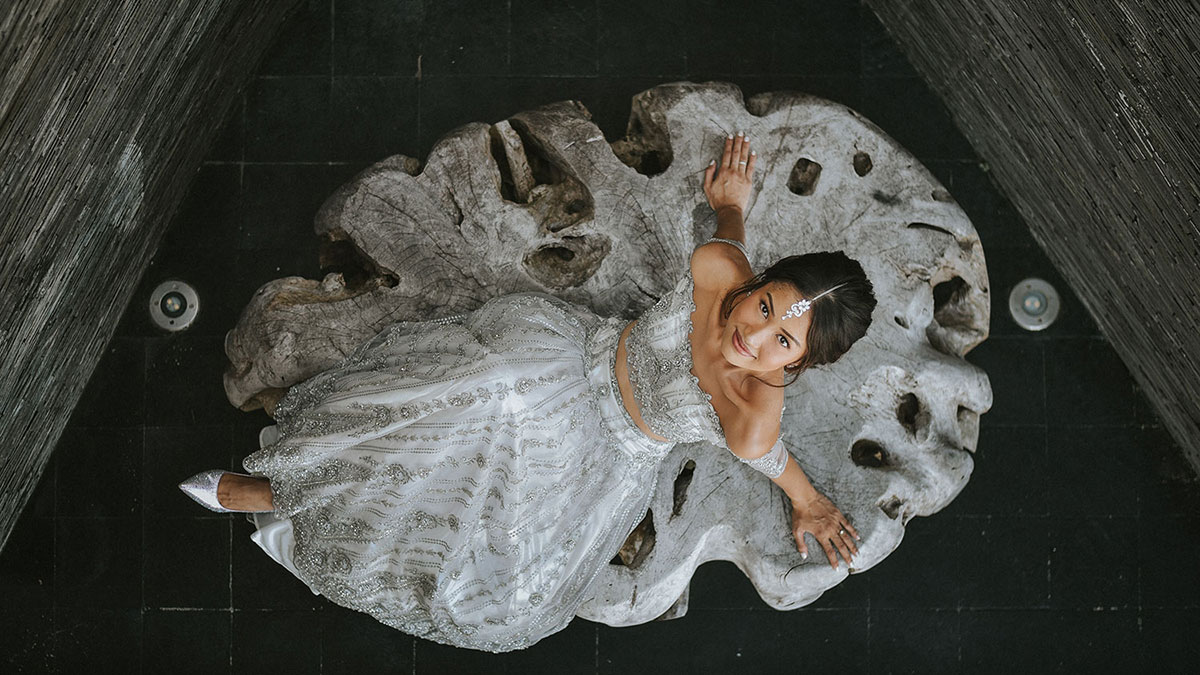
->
<box><xmin>1141</xmin><ymin>608</ymin><xmax>1200</xmax><ymax>670</ymax></box>
<box><xmin>230</xmin><ymin>247</ymin><xmax>328</xmax><ymax>327</ymax></box>
<box><xmin>1138</xmin><ymin>516</ymin><xmax>1200</xmax><ymax>608</ymax></box>
<box><xmin>948</xmin><ymin>161</ymin><xmax>1039</xmax><ymax>251</ymax></box>
<box><xmin>144</xmin><ymin>517</ymin><xmax>230</xmax><ymax>609</ymax></box>
<box><xmin>598</xmin><ymin>0</ymin><xmax>686</xmax><ymax>77</ymax></box>
<box><xmin>859</xmin><ymin>4</ymin><xmax>919</xmax><ymax>79</ymax></box>
<box><xmin>807</xmin><ymin>563</ymin><xmax>870</xmax><ymax>608</ymax></box>
<box><xmin>245</xmin><ymin>77</ymin><xmax>332</xmax><ymax>162</ymax></box>
<box><xmin>0</xmin><ymin>607</ymin><xmax>55</xmax><ymax>673</ymax></box>
<box><xmin>869</xmin><ymin>608</ymin><xmax>960</xmax><ymax>674</ymax></box>
<box><xmin>869</xmin><ymin>516</ymin><xmax>960</xmax><ymax>609</ymax></box>
<box><xmin>146</xmin><ymin>425</ymin><xmax>233</xmax><ymax>518</ymax></box>
<box><xmin>1047</xmin><ymin>517</ymin><xmax>1137</xmax><ymax>609</ymax></box>
<box><xmin>775</xmin><ymin>608</ymin><xmax>870</xmax><ymax>674</ymax></box>
<box><xmin>1134</xmin><ymin>423</ymin><xmax>1200</xmax><ymax>518</ymax></box>
<box><xmin>421</xmin><ymin>0</ymin><xmax>510</xmax><ymax>76</ymax></box>
<box><xmin>0</xmin><ymin>509</ymin><xmax>54</xmax><ymax>609</ymax></box>
<box><xmin>142</xmin><ymin>609</ymin><xmax>232</xmax><ymax>674</ymax></box>
<box><xmin>54</xmin><ymin>517</ymin><xmax>142</xmax><ymax>610</ymax></box>
<box><xmin>258</xmin><ymin>0</ymin><xmax>332</xmax><ymax>77</ymax></box>
<box><xmin>600</xmin><ymin>609</ymin><xmax>787</xmax><ymax>674</ymax></box>
<box><xmin>771</xmin><ymin>0</ymin><xmax>862</xmax><ymax>77</ymax></box>
<box><xmin>1045</xmin><ymin>337</ymin><xmax>1137</xmax><ymax>426</ymax></box>
<box><xmin>1045</xmin><ymin>426</ymin><xmax>1140</xmax><ymax>518</ymax></box>
<box><xmin>959</xmin><ymin>517</ymin><xmax>1050</xmax><ymax>608</ymax></box>
<box><xmin>205</xmin><ymin>93</ymin><xmax>244</xmax><ymax>163</ymax></box>
<box><xmin>855</xmin><ymin>77</ymin><xmax>977</xmax><ymax>163</ymax></box>
<box><xmin>417</xmin><ymin>616</ymin><xmax>595</xmax><ymax>673</ymax></box>
<box><xmin>688</xmin><ymin>560</ymin><xmax>775</xmax><ymax>610</ymax></box>
<box><xmin>55</xmin><ymin>427</ymin><xmax>141</xmax><ymax>518</ymax></box>
<box><xmin>963</xmin><ymin>338</ymin><xmax>1044</xmax><ymax>426</ymax></box>
<box><xmin>65</xmin><ymin>336</ymin><xmax>145</xmax><ymax>427</ymax></box>
<box><xmin>322</xmin><ymin>608</ymin><xmax>414</xmax><ymax>674</ymax></box>
<box><xmin>231</xmin><ymin>609</ymin><xmax>322</xmax><ymax>673</ymax></box>
<box><xmin>54</xmin><ymin>607</ymin><xmax>143</xmax><ymax>673</ymax></box>
<box><xmin>417</xmin><ymin>76</ymin><xmax>601</xmax><ymax>160</ymax></box>
<box><xmin>511</xmin><ymin>0</ymin><xmax>598</xmax><ymax>76</ymax></box>
<box><xmin>332</xmin><ymin>0</ymin><xmax>423</xmax><ymax>76</ymax></box>
<box><xmin>1132</xmin><ymin>381</ymin><xmax>1164</xmax><ymax>427</ymax></box>
<box><xmin>981</xmin><ymin>243</ymin><xmax>1105</xmax><ymax>339</ymax></box>
<box><xmin>681</xmin><ymin>0</ymin><xmax>774</xmax><ymax>76</ymax></box>
<box><xmin>128</xmin><ymin>242</ymin><xmax>241</xmax><ymax>338</ymax></box>
<box><xmin>960</xmin><ymin>609</ymin><xmax>1139</xmax><ymax>672</ymax></box>
<box><xmin>231</xmin><ymin>518</ymin><xmax>324</xmax><ymax>610</ymax></box>
<box><xmin>940</xmin><ymin>425</ymin><xmax>1047</xmax><ymax>517</ymax></box>
<box><xmin>23</xmin><ymin>448</ymin><xmax>57</xmax><ymax>519</ymax></box>
<box><xmin>159</xmin><ymin>163</ymin><xmax>243</xmax><ymax>253</ymax></box>
<box><xmin>239</xmin><ymin>162</ymin><xmax>365</xmax><ymax>251</ymax></box>
<box><xmin>145</xmin><ymin>333</ymin><xmax>243</xmax><ymax>427</ymax></box>
<box><xmin>328</xmin><ymin>77</ymin><xmax>419</xmax><ymax>162</ymax></box>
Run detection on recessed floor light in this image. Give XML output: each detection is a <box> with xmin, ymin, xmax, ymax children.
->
<box><xmin>149</xmin><ymin>279</ymin><xmax>199</xmax><ymax>332</ymax></box>
<box><xmin>1008</xmin><ymin>277</ymin><xmax>1059</xmax><ymax>331</ymax></box>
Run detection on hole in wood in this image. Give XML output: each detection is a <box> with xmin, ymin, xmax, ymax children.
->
<box><xmin>851</xmin><ymin>438</ymin><xmax>890</xmax><ymax>468</ymax></box>
<box><xmin>610</xmin><ymin>509</ymin><xmax>656</xmax><ymax>568</ymax></box>
<box><xmin>671</xmin><ymin>459</ymin><xmax>696</xmax><ymax>518</ymax></box>
<box><xmin>853</xmin><ymin>151</ymin><xmax>873</xmax><ymax>176</ymax></box>
<box><xmin>787</xmin><ymin>158</ymin><xmax>822</xmax><ymax>196</ymax></box>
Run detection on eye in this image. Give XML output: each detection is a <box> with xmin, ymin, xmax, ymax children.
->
<box><xmin>761</xmin><ymin>300</ymin><xmax>790</xmax><ymax>349</ymax></box>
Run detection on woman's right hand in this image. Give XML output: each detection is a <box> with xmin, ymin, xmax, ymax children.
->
<box><xmin>703</xmin><ymin>132</ymin><xmax>757</xmax><ymax>214</ymax></box>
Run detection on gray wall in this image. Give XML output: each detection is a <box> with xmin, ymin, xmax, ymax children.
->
<box><xmin>865</xmin><ymin>0</ymin><xmax>1200</xmax><ymax>476</ymax></box>
<box><xmin>0</xmin><ymin>0</ymin><xmax>298</xmax><ymax>552</ymax></box>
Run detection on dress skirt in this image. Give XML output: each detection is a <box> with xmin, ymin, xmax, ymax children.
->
<box><xmin>240</xmin><ymin>292</ymin><xmax>674</xmax><ymax>652</ymax></box>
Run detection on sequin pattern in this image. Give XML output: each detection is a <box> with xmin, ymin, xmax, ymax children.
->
<box><xmin>242</xmin><ymin>291</ymin><xmax>675</xmax><ymax>652</ymax></box>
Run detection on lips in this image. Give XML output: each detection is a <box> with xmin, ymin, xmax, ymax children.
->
<box><xmin>733</xmin><ymin>329</ymin><xmax>753</xmax><ymax>358</ymax></box>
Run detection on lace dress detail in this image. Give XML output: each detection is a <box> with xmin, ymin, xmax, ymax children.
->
<box><xmin>623</xmin><ymin>269</ymin><xmax>729</xmax><ymax>449</ymax></box>
<box><xmin>241</xmin><ymin>291</ymin><xmax>674</xmax><ymax>652</ymax></box>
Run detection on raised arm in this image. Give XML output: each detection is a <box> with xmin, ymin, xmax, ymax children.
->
<box><xmin>703</xmin><ymin>131</ymin><xmax>756</xmax><ymax>245</ymax></box>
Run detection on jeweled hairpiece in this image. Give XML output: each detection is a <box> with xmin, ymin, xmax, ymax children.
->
<box><xmin>781</xmin><ymin>281</ymin><xmax>851</xmax><ymax>321</ymax></box>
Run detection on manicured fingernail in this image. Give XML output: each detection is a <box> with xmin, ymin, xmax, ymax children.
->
<box><xmin>737</xmin><ymin>130</ymin><xmax>743</xmax><ymax>136</ymax></box>
<box><xmin>750</xmin><ymin>150</ymin><xmax>756</xmax><ymax>155</ymax></box>
<box><xmin>727</xmin><ymin>134</ymin><xmax>733</xmax><ymax>139</ymax></box>
<box><xmin>709</xmin><ymin>159</ymin><xmax>714</xmax><ymax>165</ymax></box>
<box><xmin>743</xmin><ymin>135</ymin><xmax>750</xmax><ymax>142</ymax></box>
<box><xmin>801</xmin><ymin>552</ymin><xmax>807</xmax><ymax>560</ymax></box>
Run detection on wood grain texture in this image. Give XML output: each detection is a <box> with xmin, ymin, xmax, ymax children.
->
<box><xmin>865</xmin><ymin>0</ymin><xmax>1200</xmax><ymax>476</ymax></box>
<box><xmin>0</xmin><ymin>0</ymin><xmax>297</xmax><ymax>552</ymax></box>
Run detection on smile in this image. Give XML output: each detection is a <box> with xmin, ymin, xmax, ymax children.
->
<box><xmin>733</xmin><ymin>329</ymin><xmax>753</xmax><ymax>358</ymax></box>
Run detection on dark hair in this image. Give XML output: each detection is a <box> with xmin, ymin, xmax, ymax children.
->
<box><xmin>719</xmin><ymin>251</ymin><xmax>876</xmax><ymax>388</ymax></box>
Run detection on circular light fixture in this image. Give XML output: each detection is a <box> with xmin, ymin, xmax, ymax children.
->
<box><xmin>149</xmin><ymin>279</ymin><xmax>200</xmax><ymax>332</ymax></box>
<box><xmin>1008</xmin><ymin>277</ymin><xmax>1059</xmax><ymax>331</ymax></box>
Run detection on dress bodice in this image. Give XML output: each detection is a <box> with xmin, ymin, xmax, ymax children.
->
<box><xmin>623</xmin><ymin>261</ymin><xmax>729</xmax><ymax>448</ymax></box>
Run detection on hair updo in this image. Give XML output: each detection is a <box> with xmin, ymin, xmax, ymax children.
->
<box><xmin>719</xmin><ymin>250</ymin><xmax>876</xmax><ymax>388</ymax></box>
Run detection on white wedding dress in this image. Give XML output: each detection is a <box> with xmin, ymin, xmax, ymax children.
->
<box><xmin>241</xmin><ymin>240</ymin><xmax>739</xmax><ymax>652</ymax></box>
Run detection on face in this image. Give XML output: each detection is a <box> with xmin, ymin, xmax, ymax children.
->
<box><xmin>719</xmin><ymin>280</ymin><xmax>813</xmax><ymax>374</ymax></box>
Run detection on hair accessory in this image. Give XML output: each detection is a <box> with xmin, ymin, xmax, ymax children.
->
<box><xmin>781</xmin><ymin>281</ymin><xmax>851</xmax><ymax>321</ymax></box>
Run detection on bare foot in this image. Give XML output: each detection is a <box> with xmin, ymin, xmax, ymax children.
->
<box><xmin>216</xmin><ymin>474</ymin><xmax>274</xmax><ymax>511</ymax></box>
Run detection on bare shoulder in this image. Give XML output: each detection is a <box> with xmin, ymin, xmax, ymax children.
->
<box><xmin>722</xmin><ymin>373</ymin><xmax>786</xmax><ymax>460</ymax></box>
<box><xmin>690</xmin><ymin>240</ymin><xmax>752</xmax><ymax>295</ymax></box>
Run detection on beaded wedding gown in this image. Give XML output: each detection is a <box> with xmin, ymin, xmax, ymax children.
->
<box><xmin>241</xmin><ymin>239</ymin><xmax>740</xmax><ymax>652</ymax></box>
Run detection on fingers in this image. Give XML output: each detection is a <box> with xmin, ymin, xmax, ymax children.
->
<box><xmin>722</xmin><ymin>134</ymin><xmax>734</xmax><ymax>169</ymax></box>
<box><xmin>738</xmin><ymin>134</ymin><xmax>751</xmax><ymax>170</ymax></box>
<box><xmin>819</xmin><ymin>539</ymin><xmax>839</xmax><ymax>570</ymax></box>
<box><xmin>704</xmin><ymin>161</ymin><xmax>714</xmax><ymax>194</ymax></box>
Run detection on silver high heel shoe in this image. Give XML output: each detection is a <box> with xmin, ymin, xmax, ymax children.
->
<box><xmin>178</xmin><ymin>469</ymin><xmax>274</xmax><ymax>513</ymax></box>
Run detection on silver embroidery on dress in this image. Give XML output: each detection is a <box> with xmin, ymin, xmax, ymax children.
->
<box><xmin>241</xmin><ymin>290</ymin><xmax>685</xmax><ymax>652</ymax></box>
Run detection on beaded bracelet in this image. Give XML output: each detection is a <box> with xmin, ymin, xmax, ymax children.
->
<box><xmin>704</xmin><ymin>236</ymin><xmax>750</xmax><ymax>262</ymax></box>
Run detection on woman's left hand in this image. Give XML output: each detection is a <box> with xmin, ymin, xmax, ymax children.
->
<box><xmin>791</xmin><ymin>490</ymin><xmax>860</xmax><ymax>570</ymax></box>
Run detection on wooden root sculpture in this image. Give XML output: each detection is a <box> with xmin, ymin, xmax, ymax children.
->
<box><xmin>223</xmin><ymin>81</ymin><xmax>993</xmax><ymax>624</ymax></box>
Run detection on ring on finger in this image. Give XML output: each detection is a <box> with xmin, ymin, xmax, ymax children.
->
<box><xmin>738</xmin><ymin>160</ymin><xmax>747</xmax><ymax>165</ymax></box>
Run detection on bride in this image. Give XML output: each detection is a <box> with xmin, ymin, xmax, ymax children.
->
<box><xmin>180</xmin><ymin>131</ymin><xmax>877</xmax><ymax>652</ymax></box>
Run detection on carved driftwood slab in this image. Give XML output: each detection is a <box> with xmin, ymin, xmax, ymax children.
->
<box><xmin>223</xmin><ymin>81</ymin><xmax>993</xmax><ymax>625</ymax></box>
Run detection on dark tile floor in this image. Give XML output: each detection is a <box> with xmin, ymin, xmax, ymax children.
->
<box><xmin>4</xmin><ymin>0</ymin><xmax>1199</xmax><ymax>672</ymax></box>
